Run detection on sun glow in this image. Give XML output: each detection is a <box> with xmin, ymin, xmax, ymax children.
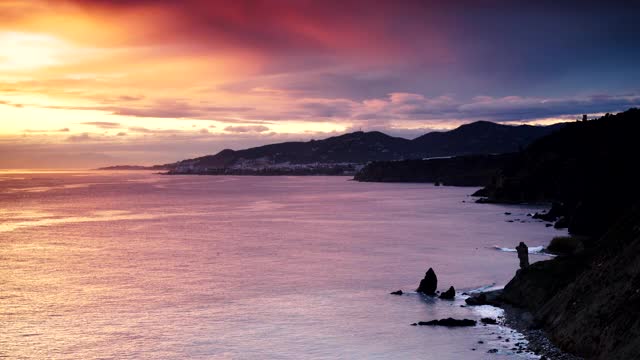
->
<box><xmin>0</xmin><ymin>32</ymin><xmax>74</xmax><ymax>71</ymax></box>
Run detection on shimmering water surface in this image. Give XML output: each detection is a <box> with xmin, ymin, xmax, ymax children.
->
<box><xmin>0</xmin><ymin>171</ymin><xmax>563</xmax><ymax>359</ymax></box>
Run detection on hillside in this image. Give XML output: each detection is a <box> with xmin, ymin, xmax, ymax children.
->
<box><xmin>501</xmin><ymin>204</ymin><xmax>640</xmax><ymax>359</ymax></box>
<box><xmin>475</xmin><ymin>108</ymin><xmax>640</xmax><ymax>237</ymax></box>
<box><xmin>410</xmin><ymin>121</ymin><xmax>564</xmax><ymax>157</ymax></box>
<box><xmin>353</xmin><ymin>153</ymin><xmax>516</xmax><ymax>186</ymax></box>
<box><xmin>168</xmin><ymin>121</ymin><xmax>564</xmax><ymax>175</ymax></box>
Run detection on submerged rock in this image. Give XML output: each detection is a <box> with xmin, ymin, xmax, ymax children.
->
<box><xmin>415</xmin><ymin>318</ymin><xmax>477</xmax><ymax>327</ymax></box>
<box><xmin>416</xmin><ymin>267</ymin><xmax>438</xmax><ymax>295</ymax></box>
<box><xmin>465</xmin><ymin>293</ymin><xmax>487</xmax><ymax>305</ymax></box>
<box><xmin>390</xmin><ymin>290</ymin><xmax>403</xmax><ymax>295</ymax></box>
<box><xmin>481</xmin><ymin>317</ymin><xmax>498</xmax><ymax>325</ymax></box>
<box><xmin>465</xmin><ymin>290</ymin><xmax>503</xmax><ymax>306</ymax></box>
<box><xmin>439</xmin><ymin>286</ymin><xmax>455</xmax><ymax>300</ymax></box>
<box><xmin>554</xmin><ymin>216</ymin><xmax>569</xmax><ymax>229</ymax></box>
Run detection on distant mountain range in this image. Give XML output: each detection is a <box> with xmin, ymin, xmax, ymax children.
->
<box><xmin>160</xmin><ymin>121</ymin><xmax>565</xmax><ymax>175</ymax></box>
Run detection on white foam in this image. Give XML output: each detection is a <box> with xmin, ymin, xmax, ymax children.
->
<box><xmin>493</xmin><ymin>245</ymin><xmax>545</xmax><ymax>253</ymax></box>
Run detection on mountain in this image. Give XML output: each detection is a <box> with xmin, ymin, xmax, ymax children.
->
<box><xmin>168</xmin><ymin>121</ymin><xmax>565</xmax><ymax>175</ymax></box>
<box><xmin>411</xmin><ymin>121</ymin><xmax>565</xmax><ymax>157</ymax></box>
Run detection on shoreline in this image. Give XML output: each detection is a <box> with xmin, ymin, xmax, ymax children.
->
<box><xmin>499</xmin><ymin>300</ymin><xmax>582</xmax><ymax>360</ymax></box>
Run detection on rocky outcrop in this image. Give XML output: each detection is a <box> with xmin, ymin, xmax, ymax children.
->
<box><xmin>416</xmin><ymin>268</ymin><xmax>438</xmax><ymax>295</ymax></box>
<box><xmin>412</xmin><ymin>318</ymin><xmax>477</xmax><ymax>327</ymax></box>
<box><xmin>465</xmin><ymin>290</ymin><xmax>503</xmax><ymax>306</ymax></box>
<box><xmin>501</xmin><ymin>206</ymin><xmax>640</xmax><ymax>359</ymax></box>
<box><xmin>516</xmin><ymin>242</ymin><xmax>529</xmax><ymax>269</ymax></box>
<box><xmin>439</xmin><ymin>286</ymin><xmax>455</xmax><ymax>300</ymax></box>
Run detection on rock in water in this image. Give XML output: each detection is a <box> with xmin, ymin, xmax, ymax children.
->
<box><xmin>465</xmin><ymin>293</ymin><xmax>487</xmax><ymax>305</ymax></box>
<box><xmin>439</xmin><ymin>286</ymin><xmax>455</xmax><ymax>300</ymax></box>
<box><xmin>464</xmin><ymin>290</ymin><xmax>503</xmax><ymax>306</ymax></box>
<box><xmin>416</xmin><ymin>267</ymin><xmax>438</xmax><ymax>295</ymax></box>
<box><xmin>390</xmin><ymin>290</ymin><xmax>403</xmax><ymax>295</ymax></box>
<box><xmin>416</xmin><ymin>318</ymin><xmax>477</xmax><ymax>327</ymax></box>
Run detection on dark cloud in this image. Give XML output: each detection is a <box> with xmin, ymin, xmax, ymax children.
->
<box><xmin>58</xmin><ymin>0</ymin><xmax>640</xmax><ymax>98</ymax></box>
<box><xmin>352</xmin><ymin>92</ymin><xmax>640</xmax><ymax>122</ymax></box>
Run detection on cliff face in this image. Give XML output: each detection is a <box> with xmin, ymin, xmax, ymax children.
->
<box><xmin>502</xmin><ymin>206</ymin><xmax>640</xmax><ymax>359</ymax></box>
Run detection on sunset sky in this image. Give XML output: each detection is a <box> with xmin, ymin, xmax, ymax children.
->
<box><xmin>1</xmin><ymin>0</ymin><xmax>639</xmax><ymax>168</ymax></box>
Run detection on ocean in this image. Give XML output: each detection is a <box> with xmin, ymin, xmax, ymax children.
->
<box><xmin>0</xmin><ymin>171</ymin><xmax>562</xmax><ymax>359</ymax></box>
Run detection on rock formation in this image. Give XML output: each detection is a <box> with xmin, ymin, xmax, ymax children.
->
<box><xmin>412</xmin><ymin>318</ymin><xmax>477</xmax><ymax>327</ymax></box>
<box><xmin>416</xmin><ymin>267</ymin><xmax>438</xmax><ymax>295</ymax></box>
<box><xmin>439</xmin><ymin>286</ymin><xmax>455</xmax><ymax>300</ymax></box>
<box><xmin>516</xmin><ymin>242</ymin><xmax>529</xmax><ymax>269</ymax></box>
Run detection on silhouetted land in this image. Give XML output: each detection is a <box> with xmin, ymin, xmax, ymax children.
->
<box><xmin>471</xmin><ymin>108</ymin><xmax>640</xmax><ymax>359</ymax></box>
<box><xmin>353</xmin><ymin>153</ymin><xmax>516</xmax><ymax>186</ymax></box>
<box><xmin>164</xmin><ymin>121</ymin><xmax>564</xmax><ymax>175</ymax></box>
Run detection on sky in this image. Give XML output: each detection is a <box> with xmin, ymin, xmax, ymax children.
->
<box><xmin>1</xmin><ymin>0</ymin><xmax>639</xmax><ymax>168</ymax></box>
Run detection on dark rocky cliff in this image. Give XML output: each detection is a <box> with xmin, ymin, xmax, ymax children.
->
<box><xmin>502</xmin><ymin>206</ymin><xmax>640</xmax><ymax>359</ymax></box>
<box><xmin>473</xmin><ymin>109</ymin><xmax>640</xmax><ymax>358</ymax></box>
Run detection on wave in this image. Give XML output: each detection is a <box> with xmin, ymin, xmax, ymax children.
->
<box><xmin>466</xmin><ymin>283</ymin><xmax>500</xmax><ymax>294</ymax></box>
<box><xmin>493</xmin><ymin>245</ymin><xmax>549</xmax><ymax>254</ymax></box>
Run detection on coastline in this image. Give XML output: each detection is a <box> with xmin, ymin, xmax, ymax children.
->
<box><xmin>500</xmin><ymin>303</ymin><xmax>581</xmax><ymax>360</ymax></box>
<box><xmin>401</xmin><ymin>110</ymin><xmax>640</xmax><ymax>359</ymax></box>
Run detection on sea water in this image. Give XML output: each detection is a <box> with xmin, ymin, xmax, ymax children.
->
<box><xmin>0</xmin><ymin>171</ymin><xmax>564</xmax><ymax>359</ymax></box>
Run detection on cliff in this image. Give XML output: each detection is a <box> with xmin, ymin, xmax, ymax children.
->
<box><xmin>502</xmin><ymin>205</ymin><xmax>640</xmax><ymax>359</ymax></box>
<box><xmin>472</xmin><ymin>109</ymin><xmax>640</xmax><ymax>358</ymax></box>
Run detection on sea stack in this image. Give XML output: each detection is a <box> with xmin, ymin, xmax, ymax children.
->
<box><xmin>516</xmin><ymin>242</ymin><xmax>529</xmax><ymax>269</ymax></box>
<box><xmin>417</xmin><ymin>267</ymin><xmax>438</xmax><ymax>295</ymax></box>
